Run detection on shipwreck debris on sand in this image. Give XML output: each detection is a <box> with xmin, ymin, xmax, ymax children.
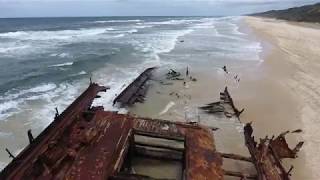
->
<box><xmin>200</xmin><ymin>87</ymin><xmax>244</xmax><ymax>119</ymax></box>
<box><xmin>166</xmin><ymin>69</ymin><xmax>184</xmax><ymax>81</ymax></box>
<box><xmin>0</xmin><ymin>68</ymin><xmax>304</xmax><ymax>180</ymax></box>
<box><xmin>0</xmin><ymin>81</ymin><xmax>225</xmax><ymax>180</ymax></box>
<box><xmin>113</xmin><ymin>67</ymin><xmax>156</xmax><ymax>107</ymax></box>
<box><xmin>244</xmin><ymin>123</ymin><xmax>304</xmax><ymax>180</ymax></box>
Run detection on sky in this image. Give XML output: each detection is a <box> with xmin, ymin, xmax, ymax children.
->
<box><xmin>0</xmin><ymin>0</ymin><xmax>318</xmax><ymax>18</ymax></box>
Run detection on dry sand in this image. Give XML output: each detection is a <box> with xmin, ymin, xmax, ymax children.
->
<box><xmin>245</xmin><ymin>16</ymin><xmax>320</xmax><ymax>180</ymax></box>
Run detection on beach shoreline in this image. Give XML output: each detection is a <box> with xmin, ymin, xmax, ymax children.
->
<box><xmin>129</xmin><ymin>16</ymin><xmax>320</xmax><ymax>179</ymax></box>
<box><xmin>1</xmin><ymin>16</ymin><xmax>318</xmax><ymax>179</ymax></box>
<box><xmin>245</xmin><ymin>16</ymin><xmax>320</xmax><ymax>180</ymax></box>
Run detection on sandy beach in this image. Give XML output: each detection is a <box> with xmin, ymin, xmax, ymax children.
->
<box><xmin>129</xmin><ymin>16</ymin><xmax>320</xmax><ymax>179</ymax></box>
<box><xmin>245</xmin><ymin>16</ymin><xmax>320</xmax><ymax>180</ymax></box>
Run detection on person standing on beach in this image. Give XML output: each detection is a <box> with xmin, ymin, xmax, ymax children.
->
<box><xmin>186</xmin><ymin>66</ymin><xmax>189</xmax><ymax>77</ymax></box>
<box><xmin>223</xmin><ymin>65</ymin><xmax>228</xmax><ymax>74</ymax></box>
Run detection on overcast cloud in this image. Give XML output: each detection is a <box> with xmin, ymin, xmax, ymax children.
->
<box><xmin>0</xmin><ymin>0</ymin><xmax>318</xmax><ymax>18</ymax></box>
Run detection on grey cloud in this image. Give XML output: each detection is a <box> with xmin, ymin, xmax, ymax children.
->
<box><xmin>0</xmin><ymin>0</ymin><xmax>318</xmax><ymax>17</ymax></box>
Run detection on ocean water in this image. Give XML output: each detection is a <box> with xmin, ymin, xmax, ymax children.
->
<box><xmin>0</xmin><ymin>16</ymin><xmax>262</xmax><ymax>169</ymax></box>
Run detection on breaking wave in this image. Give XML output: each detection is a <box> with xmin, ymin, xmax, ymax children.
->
<box><xmin>49</xmin><ymin>62</ymin><xmax>74</xmax><ymax>67</ymax></box>
<box><xmin>0</xmin><ymin>16</ymin><xmax>264</xmax><ymax>170</ymax></box>
<box><xmin>94</xmin><ymin>20</ymin><xmax>142</xmax><ymax>23</ymax></box>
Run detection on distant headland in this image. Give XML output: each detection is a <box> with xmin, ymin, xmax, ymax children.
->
<box><xmin>251</xmin><ymin>2</ymin><xmax>320</xmax><ymax>23</ymax></box>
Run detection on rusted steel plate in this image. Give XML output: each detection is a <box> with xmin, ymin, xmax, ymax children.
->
<box><xmin>199</xmin><ymin>87</ymin><xmax>244</xmax><ymax>119</ymax></box>
<box><xmin>0</xmin><ymin>83</ymin><xmax>109</xmax><ymax>180</ymax></box>
<box><xmin>113</xmin><ymin>67</ymin><xmax>156</xmax><ymax>107</ymax></box>
<box><xmin>1</xmin><ymin>81</ymin><xmax>227</xmax><ymax>180</ymax></box>
<box><xmin>185</xmin><ymin>128</ymin><xmax>223</xmax><ymax>180</ymax></box>
<box><xmin>133</xmin><ymin>117</ymin><xmax>213</xmax><ymax>138</ymax></box>
<box><xmin>222</xmin><ymin>87</ymin><xmax>244</xmax><ymax>117</ymax></box>
<box><xmin>269</xmin><ymin>131</ymin><xmax>304</xmax><ymax>159</ymax></box>
<box><xmin>243</xmin><ymin>123</ymin><xmax>303</xmax><ymax>180</ymax></box>
<box><xmin>2</xmin><ymin>110</ymin><xmax>133</xmax><ymax>180</ymax></box>
<box><xmin>64</xmin><ymin>111</ymin><xmax>133</xmax><ymax>180</ymax></box>
<box><xmin>133</xmin><ymin>118</ymin><xmax>186</xmax><ymax>139</ymax></box>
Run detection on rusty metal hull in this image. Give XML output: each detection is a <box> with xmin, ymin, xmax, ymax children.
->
<box><xmin>0</xmin><ymin>70</ymin><xmax>304</xmax><ymax>180</ymax></box>
<box><xmin>0</xmin><ymin>83</ymin><xmax>109</xmax><ymax>180</ymax></box>
<box><xmin>1</xmin><ymin>82</ymin><xmax>224</xmax><ymax>180</ymax></box>
<box><xmin>244</xmin><ymin>123</ymin><xmax>303</xmax><ymax>180</ymax></box>
<box><xmin>113</xmin><ymin>67</ymin><xmax>156</xmax><ymax>107</ymax></box>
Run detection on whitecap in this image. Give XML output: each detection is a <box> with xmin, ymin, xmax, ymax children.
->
<box><xmin>145</xmin><ymin>19</ymin><xmax>200</xmax><ymax>25</ymax></box>
<box><xmin>0</xmin><ymin>27</ymin><xmax>116</xmax><ymax>57</ymax></box>
<box><xmin>0</xmin><ymin>45</ymin><xmax>30</xmax><ymax>54</ymax></box>
<box><xmin>135</xmin><ymin>25</ymin><xmax>154</xmax><ymax>29</ymax></box>
<box><xmin>0</xmin><ymin>27</ymin><xmax>111</xmax><ymax>41</ymax></box>
<box><xmin>0</xmin><ymin>161</ymin><xmax>7</xmax><ymax>171</ymax></box>
<box><xmin>113</xmin><ymin>34</ymin><xmax>125</xmax><ymax>38</ymax></box>
<box><xmin>70</xmin><ymin>71</ymin><xmax>87</xmax><ymax>77</ymax></box>
<box><xmin>228</xmin><ymin>23</ymin><xmax>245</xmax><ymax>35</ymax></box>
<box><xmin>49</xmin><ymin>62</ymin><xmax>74</xmax><ymax>67</ymax></box>
<box><xmin>94</xmin><ymin>20</ymin><xmax>142</xmax><ymax>23</ymax></box>
<box><xmin>0</xmin><ymin>100</ymin><xmax>20</xmax><ymax>120</ymax></box>
<box><xmin>23</xmin><ymin>83</ymin><xmax>57</xmax><ymax>94</ymax></box>
<box><xmin>0</xmin><ymin>83</ymin><xmax>57</xmax><ymax>120</ymax></box>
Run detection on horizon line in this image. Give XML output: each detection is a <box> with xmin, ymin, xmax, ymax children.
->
<box><xmin>0</xmin><ymin>15</ymin><xmax>234</xmax><ymax>19</ymax></box>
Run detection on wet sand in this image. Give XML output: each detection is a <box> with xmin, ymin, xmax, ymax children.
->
<box><xmin>130</xmin><ymin>17</ymin><xmax>320</xmax><ymax>179</ymax></box>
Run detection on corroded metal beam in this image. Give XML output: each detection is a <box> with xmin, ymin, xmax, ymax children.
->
<box><xmin>220</xmin><ymin>153</ymin><xmax>252</xmax><ymax>163</ymax></box>
<box><xmin>113</xmin><ymin>67</ymin><xmax>156</xmax><ymax>107</ymax></box>
<box><xmin>243</xmin><ymin>123</ymin><xmax>303</xmax><ymax>180</ymax></box>
<box><xmin>0</xmin><ymin>83</ymin><xmax>110</xmax><ymax>180</ymax></box>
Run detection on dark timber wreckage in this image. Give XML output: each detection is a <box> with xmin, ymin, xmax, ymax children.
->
<box><xmin>0</xmin><ymin>68</ymin><xmax>304</xmax><ymax>180</ymax></box>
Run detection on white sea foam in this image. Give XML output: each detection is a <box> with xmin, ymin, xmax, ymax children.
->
<box><xmin>133</xmin><ymin>27</ymin><xmax>194</xmax><ymax>67</ymax></box>
<box><xmin>49</xmin><ymin>62</ymin><xmax>74</xmax><ymax>67</ymax></box>
<box><xmin>133</xmin><ymin>28</ymin><xmax>194</xmax><ymax>55</ymax></box>
<box><xmin>0</xmin><ymin>16</ymin><xmax>263</xmax><ymax>131</ymax></box>
<box><xmin>145</xmin><ymin>19</ymin><xmax>200</xmax><ymax>25</ymax></box>
<box><xmin>113</xmin><ymin>34</ymin><xmax>125</xmax><ymax>38</ymax></box>
<box><xmin>0</xmin><ymin>161</ymin><xmax>7</xmax><ymax>171</ymax></box>
<box><xmin>0</xmin><ymin>28</ymin><xmax>108</xmax><ymax>41</ymax></box>
<box><xmin>135</xmin><ymin>25</ymin><xmax>154</xmax><ymax>29</ymax></box>
<box><xmin>23</xmin><ymin>83</ymin><xmax>57</xmax><ymax>94</ymax></box>
<box><xmin>49</xmin><ymin>53</ymin><xmax>72</xmax><ymax>58</ymax></box>
<box><xmin>70</xmin><ymin>71</ymin><xmax>87</xmax><ymax>77</ymax></box>
<box><xmin>0</xmin><ymin>83</ymin><xmax>58</xmax><ymax>120</ymax></box>
<box><xmin>0</xmin><ymin>27</ymin><xmax>118</xmax><ymax>57</ymax></box>
<box><xmin>0</xmin><ymin>101</ymin><xmax>20</xmax><ymax>120</ymax></box>
<box><xmin>231</xmin><ymin>24</ymin><xmax>245</xmax><ymax>35</ymax></box>
<box><xmin>0</xmin><ymin>82</ymin><xmax>85</xmax><ymax>127</ymax></box>
<box><xmin>91</xmin><ymin>66</ymin><xmax>141</xmax><ymax>113</ymax></box>
<box><xmin>58</xmin><ymin>53</ymin><xmax>71</xmax><ymax>58</ymax></box>
<box><xmin>127</xmin><ymin>29</ymin><xmax>138</xmax><ymax>33</ymax></box>
<box><xmin>94</xmin><ymin>20</ymin><xmax>142</xmax><ymax>23</ymax></box>
<box><xmin>0</xmin><ymin>45</ymin><xmax>31</xmax><ymax>54</ymax></box>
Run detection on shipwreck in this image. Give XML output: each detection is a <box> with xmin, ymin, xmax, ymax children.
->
<box><xmin>0</xmin><ymin>68</ymin><xmax>304</xmax><ymax>180</ymax></box>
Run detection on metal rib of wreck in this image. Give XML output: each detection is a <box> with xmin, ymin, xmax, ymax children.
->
<box><xmin>113</xmin><ymin>67</ymin><xmax>156</xmax><ymax>107</ymax></box>
<box><xmin>0</xmin><ymin>68</ymin><xmax>304</xmax><ymax>180</ymax></box>
<box><xmin>199</xmin><ymin>87</ymin><xmax>244</xmax><ymax>119</ymax></box>
<box><xmin>198</xmin><ymin>85</ymin><xmax>304</xmax><ymax>179</ymax></box>
<box><xmin>244</xmin><ymin>123</ymin><xmax>304</xmax><ymax>180</ymax></box>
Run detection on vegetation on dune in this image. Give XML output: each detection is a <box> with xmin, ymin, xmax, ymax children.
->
<box><xmin>252</xmin><ymin>3</ymin><xmax>320</xmax><ymax>23</ymax></box>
